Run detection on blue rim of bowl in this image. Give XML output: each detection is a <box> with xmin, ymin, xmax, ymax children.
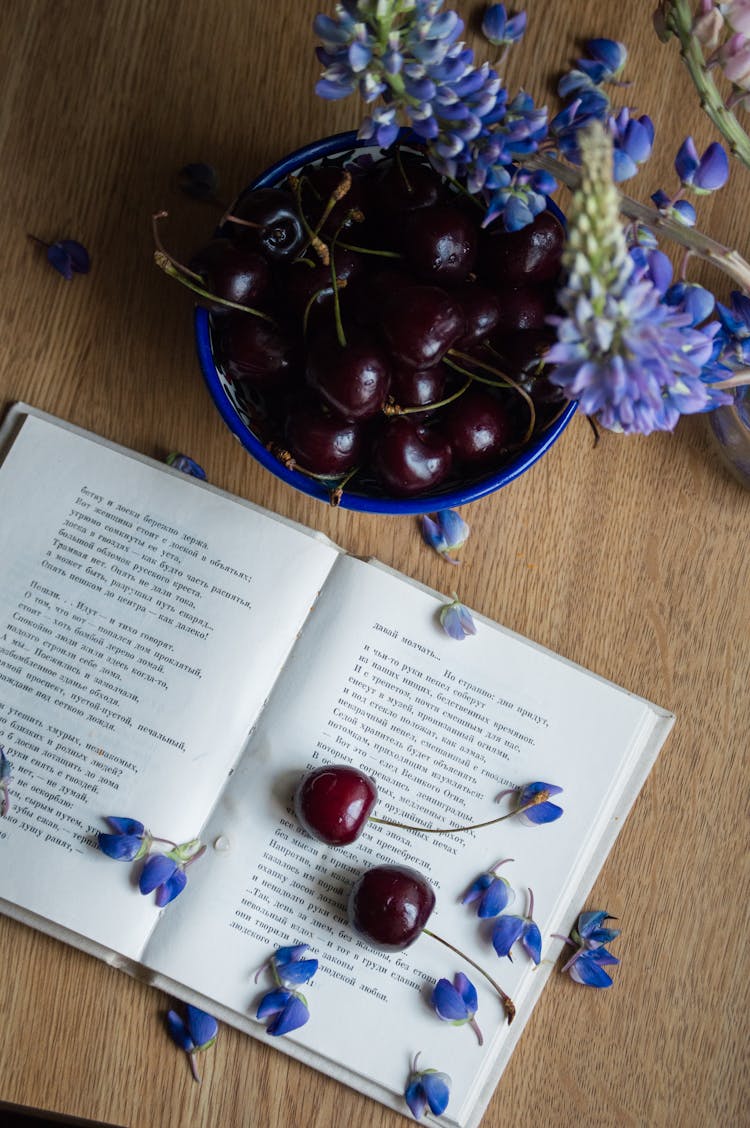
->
<box><xmin>195</xmin><ymin>130</ymin><xmax>577</xmax><ymax>514</ymax></box>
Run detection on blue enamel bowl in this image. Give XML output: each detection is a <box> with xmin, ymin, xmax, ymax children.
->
<box><xmin>195</xmin><ymin>131</ymin><xmax>576</xmax><ymax>514</ymax></box>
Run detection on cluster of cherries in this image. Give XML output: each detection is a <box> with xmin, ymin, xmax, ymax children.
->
<box><xmin>162</xmin><ymin>147</ymin><xmax>566</xmax><ymax>498</ymax></box>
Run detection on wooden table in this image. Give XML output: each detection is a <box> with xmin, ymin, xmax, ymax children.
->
<box><xmin>0</xmin><ymin>2</ymin><xmax>747</xmax><ymax>1125</ymax></box>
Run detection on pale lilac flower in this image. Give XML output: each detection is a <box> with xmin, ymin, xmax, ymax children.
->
<box><xmin>439</xmin><ymin>595</ymin><xmax>477</xmax><ymax>639</ymax></box>
<box><xmin>723</xmin><ymin>0</ymin><xmax>750</xmax><ymax>35</ymax></box>
<box><xmin>547</xmin><ymin>123</ymin><xmax>730</xmax><ymax>433</ymax></box>
<box><xmin>422</xmin><ymin>509</ymin><xmax>469</xmax><ymax>563</ymax></box>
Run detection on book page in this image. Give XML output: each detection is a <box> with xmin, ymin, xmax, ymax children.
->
<box><xmin>141</xmin><ymin>554</ymin><xmax>666</xmax><ymax>1125</ymax></box>
<box><xmin>0</xmin><ymin>411</ymin><xmax>339</xmax><ymax>958</ymax></box>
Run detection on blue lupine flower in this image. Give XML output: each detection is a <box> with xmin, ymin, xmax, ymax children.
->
<box><xmin>257</xmin><ymin>988</ymin><xmax>310</xmax><ymax>1036</ymax></box>
<box><xmin>0</xmin><ymin>746</ymin><xmax>10</xmax><ymax>818</ymax></box>
<box><xmin>166</xmin><ymin>1004</ymin><xmax>218</xmax><ymax>1083</ymax></box>
<box><xmin>556</xmin><ymin>909</ymin><xmax>621</xmax><ymax>987</ymax></box>
<box><xmin>491</xmin><ymin>887</ymin><xmax>542</xmax><ymax>964</ymax></box>
<box><xmin>255</xmin><ymin>943</ymin><xmax>317</xmax><ymax>1036</ymax></box>
<box><xmin>664</xmin><ymin>282</ymin><xmax>715</xmax><ymax>327</ymax></box>
<box><xmin>482</xmin><ymin>5</ymin><xmax>527</xmax><ymax>47</ymax></box>
<box><xmin>98</xmin><ymin>816</ymin><xmax>150</xmax><ymax>861</ymax></box>
<box><xmin>314</xmin><ymin>1</ymin><xmax>548</xmax><ymax>228</ymax></box>
<box><xmin>651</xmin><ymin>189</ymin><xmax>697</xmax><ymax>227</ymax></box>
<box><xmin>609</xmin><ymin>109</ymin><xmax>654</xmax><ymax>182</ymax></box>
<box><xmin>567</xmin><ymin>946</ymin><xmax>620</xmax><ymax>987</ymax></box>
<box><xmin>139</xmin><ymin>852</ymin><xmax>188</xmax><ymax>906</ymax></box>
<box><xmin>557</xmin><ymin>39</ymin><xmax>626</xmax><ymax>101</ymax></box>
<box><xmin>547</xmin><ymin>122</ymin><xmax>731</xmax><ymax>433</ymax></box>
<box><xmin>506</xmin><ymin>781</ymin><xmax>564</xmax><ymax>825</ymax></box>
<box><xmin>675</xmin><ymin>138</ymin><xmax>729</xmax><ymax>192</ymax></box>
<box><xmin>40</xmin><ymin>238</ymin><xmax>90</xmax><ymax>281</ymax></box>
<box><xmin>166</xmin><ymin>452</ymin><xmax>207</xmax><ymax>479</ymax></box>
<box><xmin>431</xmin><ymin>973</ymin><xmax>483</xmax><ymax>1044</ymax></box>
<box><xmin>421</xmin><ymin>509</ymin><xmax>469</xmax><ymax>563</ymax></box>
<box><xmin>271</xmin><ymin>944</ymin><xmax>318</xmax><ymax>986</ymax></box>
<box><xmin>404</xmin><ymin>1054</ymin><xmax>451</xmax><ymax>1120</ymax></box>
<box><xmin>582</xmin><ymin>38</ymin><xmax>628</xmax><ymax>81</ymax></box>
<box><xmin>461</xmin><ymin>858</ymin><xmax>515</xmax><ymax>918</ymax></box>
<box><xmin>439</xmin><ymin>595</ymin><xmax>477</xmax><ymax>640</ymax></box>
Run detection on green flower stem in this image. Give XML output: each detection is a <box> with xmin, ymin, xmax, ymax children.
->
<box><xmin>422</xmin><ymin>928</ymin><xmax>515</xmax><ymax>1023</ymax></box>
<box><xmin>525</xmin><ymin>151</ymin><xmax>750</xmax><ymax>293</ymax></box>
<box><xmin>663</xmin><ymin>0</ymin><xmax>750</xmax><ymax>170</ymax></box>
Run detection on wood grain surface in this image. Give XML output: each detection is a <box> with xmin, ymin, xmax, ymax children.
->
<box><xmin>0</xmin><ymin>2</ymin><xmax>748</xmax><ymax>1126</ymax></box>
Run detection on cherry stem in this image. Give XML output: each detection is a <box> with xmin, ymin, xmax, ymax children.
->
<box><xmin>219</xmin><ymin>213</ymin><xmax>262</xmax><ymax>230</ymax></box>
<box><xmin>422</xmin><ymin>928</ymin><xmax>515</xmax><ymax>1023</ymax></box>
<box><xmin>153</xmin><ymin>252</ymin><xmax>277</xmax><ymax>324</ymax></box>
<box><xmin>151</xmin><ymin>212</ymin><xmax>204</xmax><ymax>284</ymax></box>
<box><xmin>329</xmin><ymin>235</ymin><xmax>347</xmax><ymax>349</ymax></box>
<box><xmin>384</xmin><ymin>377</ymin><xmax>472</xmax><ymax>416</ymax></box>
<box><xmin>292</xmin><ymin>177</ymin><xmax>330</xmax><ymax>265</ymax></box>
<box><xmin>447</xmin><ymin>350</ymin><xmax>536</xmax><ymax>442</ymax></box>
<box><xmin>395</xmin><ymin>145</ymin><xmax>414</xmax><ymax>195</ymax></box>
<box><xmin>336</xmin><ymin>240</ymin><xmax>402</xmax><ymax>259</ymax></box>
<box><xmin>368</xmin><ymin>795</ymin><xmax>544</xmax><ymax>835</ymax></box>
<box><xmin>329</xmin><ymin>465</ymin><xmax>360</xmax><ymax>507</ymax></box>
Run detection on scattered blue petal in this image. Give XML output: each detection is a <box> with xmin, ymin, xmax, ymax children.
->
<box><xmin>560</xmin><ymin>909</ymin><xmax>622</xmax><ymax>987</ymax></box>
<box><xmin>178</xmin><ymin>163</ymin><xmax>219</xmax><ymax>200</ymax></box>
<box><xmin>41</xmin><ymin>238</ymin><xmax>90</xmax><ymax>281</ymax></box>
<box><xmin>98</xmin><ymin>816</ymin><xmax>149</xmax><ymax>861</ymax></box>
<box><xmin>257</xmin><ymin>988</ymin><xmax>310</xmax><ymax>1036</ymax></box>
<box><xmin>166</xmin><ymin>452</ymin><xmax>207</xmax><ymax>479</ymax></box>
<box><xmin>515</xmin><ymin>781</ymin><xmax>564</xmax><ymax>824</ymax></box>
<box><xmin>405</xmin><ymin>1058</ymin><xmax>452</xmax><ymax>1120</ymax></box>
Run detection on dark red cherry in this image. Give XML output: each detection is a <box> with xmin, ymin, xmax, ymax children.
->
<box><xmin>376</xmin><ymin>157</ymin><xmax>446</xmax><ymax>217</ymax></box>
<box><xmin>453</xmin><ymin>283</ymin><xmax>503</xmax><ymax>347</ymax></box>
<box><xmin>381</xmin><ymin>285</ymin><xmax>464</xmax><ymax>369</ymax></box>
<box><xmin>224</xmin><ymin>187</ymin><xmax>305</xmax><ymax>261</ymax></box>
<box><xmin>286</xmin><ymin>402</ymin><xmax>364</xmax><ymax>475</ymax></box>
<box><xmin>489</xmin><ymin>328</ymin><xmax>556</xmax><ymax>378</ymax></box>
<box><xmin>403</xmin><ymin>206</ymin><xmax>478</xmax><ymax>284</ymax></box>
<box><xmin>190</xmin><ymin>239</ymin><xmax>271</xmax><ymax>310</ymax></box>
<box><xmin>294</xmin><ymin>765</ymin><xmax>378</xmax><ymax>845</ymax></box>
<box><xmin>306</xmin><ymin>332</ymin><xmax>390</xmax><ymax>420</ymax></box>
<box><xmin>441</xmin><ymin>386</ymin><xmax>512</xmax><ymax>465</ymax></box>
<box><xmin>372</xmin><ymin>417</ymin><xmax>452</xmax><ymax>495</ymax></box>
<box><xmin>348</xmin><ymin>864</ymin><xmax>436</xmax><ymax>951</ymax></box>
<box><xmin>493</xmin><ymin>286</ymin><xmax>554</xmax><ymax>333</ymax></box>
<box><xmin>217</xmin><ymin>313</ymin><xmax>297</xmax><ymax>391</ymax></box>
<box><xmin>479</xmin><ymin>209</ymin><xmax>565</xmax><ymax>287</ymax></box>
<box><xmin>284</xmin><ymin>249</ymin><xmax>363</xmax><ymax>325</ymax></box>
<box><xmin>390</xmin><ymin>362</ymin><xmax>447</xmax><ymax>411</ymax></box>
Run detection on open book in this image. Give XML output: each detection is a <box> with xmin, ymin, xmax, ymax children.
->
<box><xmin>0</xmin><ymin>405</ymin><xmax>673</xmax><ymax>1128</ymax></box>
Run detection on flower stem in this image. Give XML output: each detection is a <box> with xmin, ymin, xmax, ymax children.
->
<box><xmin>188</xmin><ymin>1051</ymin><xmax>201</xmax><ymax>1084</ymax></box>
<box><xmin>525</xmin><ymin>151</ymin><xmax>750</xmax><ymax>293</ymax></box>
<box><xmin>445</xmin><ymin>351</ymin><xmax>536</xmax><ymax>442</ymax></box>
<box><xmin>422</xmin><ymin>928</ymin><xmax>515</xmax><ymax>1023</ymax></box>
<box><xmin>663</xmin><ymin>0</ymin><xmax>750</xmax><ymax>170</ymax></box>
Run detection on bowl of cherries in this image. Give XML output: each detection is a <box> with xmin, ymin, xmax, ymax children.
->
<box><xmin>192</xmin><ymin>131</ymin><xmax>575</xmax><ymax>514</ymax></box>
